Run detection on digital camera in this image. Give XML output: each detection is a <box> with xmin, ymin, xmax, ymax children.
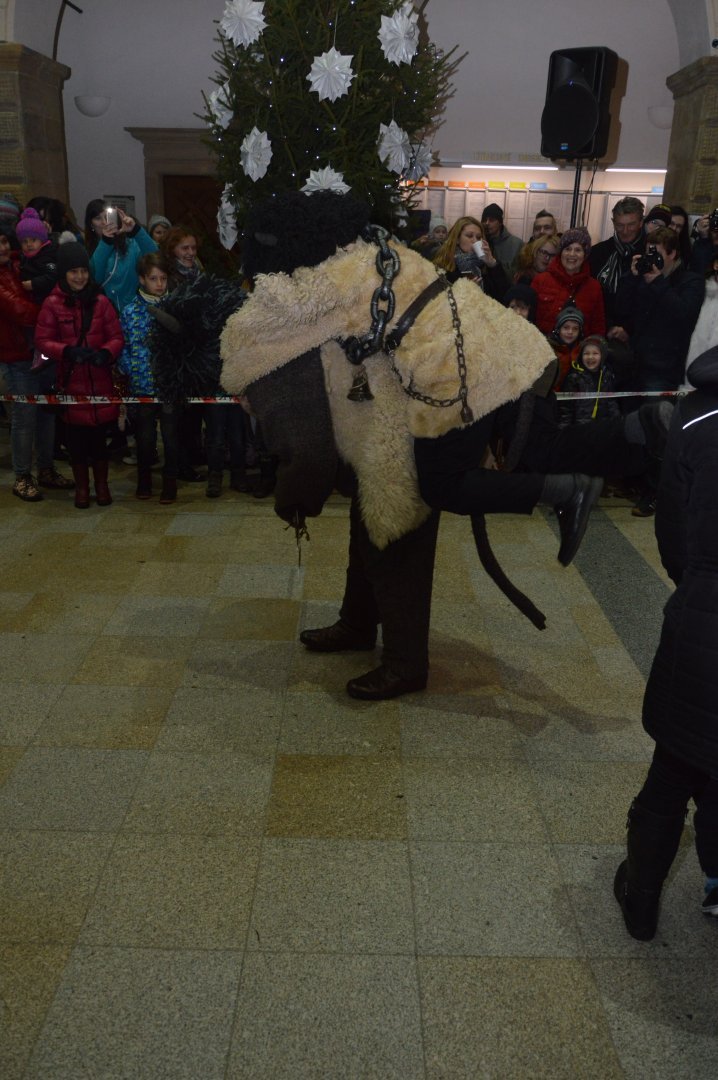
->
<box><xmin>636</xmin><ymin>245</ymin><xmax>664</xmax><ymax>275</ymax></box>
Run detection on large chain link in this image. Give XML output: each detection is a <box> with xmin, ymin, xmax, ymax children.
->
<box><xmin>387</xmin><ymin>275</ymin><xmax>474</xmax><ymax>424</ymax></box>
<box><xmin>343</xmin><ymin>225</ymin><xmax>400</xmax><ymax>365</ymax></box>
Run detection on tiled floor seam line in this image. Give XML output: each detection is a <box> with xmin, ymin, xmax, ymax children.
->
<box><xmin>220</xmin><ymin>678</ymin><xmax>288</xmax><ymax>1079</ymax></box>
<box><xmin>547</xmin><ymin>505</ymin><xmax>670</xmax><ymax>680</ymax></box>
<box><xmin>401</xmin><ymin>746</ymin><xmax>435</xmax><ymax>1080</ymax></box>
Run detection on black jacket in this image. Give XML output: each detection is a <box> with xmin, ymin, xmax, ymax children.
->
<box><xmin>642</xmin><ymin>347</ymin><xmax>718</xmax><ymax>774</ymax></box>
<box><xmin>614</xmin><ymin>265</ymin><xmax>704</xmax><ymax>389</ymax></box>
<box><xmin>558</xmin><ymin>363</ymin><xmax>621</xmax><ymax>425</ymax></box>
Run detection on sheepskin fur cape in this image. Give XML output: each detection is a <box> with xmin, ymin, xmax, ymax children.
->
<box><xmin>220</xmin><ymin>240</ymin><xmax>554</xmax><ymax>548</ymax></box>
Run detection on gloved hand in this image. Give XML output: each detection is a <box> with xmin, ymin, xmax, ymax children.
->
<box><xmin>90</xmin><ymin>349</ymin><xmax>112</xmax><ymax>366</ymax></box>
<box><xmin>62</xmin><ymin>346</ymin><xmax>95</xmax><ymax>364</ymax></box>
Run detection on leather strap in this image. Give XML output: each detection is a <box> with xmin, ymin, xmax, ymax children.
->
<box><xmin>384</xmin><ymin>275</ymin><xmax>448</xmax><ymax>353</ymax></box>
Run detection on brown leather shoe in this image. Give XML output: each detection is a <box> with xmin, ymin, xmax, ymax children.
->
<box><xmin>346</xmin><ymin>665</ymin><xmax>427</xmax><ymax>701</ymax></box>
<box><xmin>299</xmin><ymin>621</ymin><xmax>376</xmax><ymax>652</ymax></box>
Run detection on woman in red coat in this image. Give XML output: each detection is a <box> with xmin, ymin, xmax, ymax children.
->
<box><xmin>35</xmin><ymin>243</ymin><xmax>123</xmax><ymax>508</ymax></box>
<box><xmin>532</xmin><ymin>227</ymin><xmax>606</xmax><ymax>339</ymax></box>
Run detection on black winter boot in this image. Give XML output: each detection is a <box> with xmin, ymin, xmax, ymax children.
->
<box><xmin>135</xmin><ymin>468</ymin><xmax>152</xmax><ymax>500</ymax></box>
<box><xmin>230</xmin><ymin>468</ymin><xmax>251</xmax><ymax>493</ymax></box>
<box><xmin>252</xmin><ymin>455</ymin><xmax>277</xmax><ymax>499</ymax></box>
<box><xmin>206</xmin><ymin>471</ymin><xmax>223</xmax><ymax>498</ymax></box>
<box><xmin>614</xmin><ymin>798</ymin><xmax>686</xmax><ymax>940</ymax></box>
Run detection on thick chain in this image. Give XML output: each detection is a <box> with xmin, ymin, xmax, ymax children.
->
<box><xmin>387</xmin><ymin>276</ymin><xmax>474</xmax><ymax>424</ymax></box>
<box><xmin>343</xmin><ymin>225</ymin><xmax>400</xmax><ymax>365</ymax></box>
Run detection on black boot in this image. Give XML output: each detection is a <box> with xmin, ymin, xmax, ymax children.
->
<box><xmin>159</xmin><ymin>475</ymin><xmax>177</xmax><ymax>504</ymax></box>
<box><xmin>135</xmin><ymin>467</ymin><xmax>152</xmax><ymax>500</ymax></box>
<box><xmin>614</xmin><ymin>798</ymin><xmax>686</xmax><ymax>940</ymax></box>
<box><xmin>252</xmin><ymin>455</ymin><xmax>277</xmax><ymax>499</ymax></box>
<box><xmin>206</xmin><ymin>471</ymin><xmax>223</xmax><ymax>498</ymax></box>
<box><xmin>230</xmin><ymin>468</ymin><xmax>251</xmax><ymax>493</ymax></box>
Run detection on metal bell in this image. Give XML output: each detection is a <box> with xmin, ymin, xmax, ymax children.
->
<box><xmin>347</xmin><ymin>364</ymin><xmax>374</xmax><ymax>402</ymax></box>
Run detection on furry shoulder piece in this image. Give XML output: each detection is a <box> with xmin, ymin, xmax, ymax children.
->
<box><xmin>220</xmin><ymin>240</ymin><xmax>554</xmax><ymax>438</ymax></box>
<box><xmin>153</xmin><ymin>274</ymin><xmax>246</xmax><ymax>401</ymax></box>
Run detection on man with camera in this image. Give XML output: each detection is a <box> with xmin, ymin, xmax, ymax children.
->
<box><xmin>616</xmin><ymin>227</ymin><xmax>704</xmax><ymax>392</ymax></box>
<box><xmin>614</xmin><ymin>226</ymin><xmax>704</xmax><ymax>516</ymax></box>
<box><xmin>690</xmin><ymin>209</ymin><xmax>718</xmax><ymax>277</ymax></box>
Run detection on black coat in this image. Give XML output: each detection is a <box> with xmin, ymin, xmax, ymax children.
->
<box><xmin>642</xmin><ymin>347</ymin><xmax>718</xmax><ymax>774</ymax></box>
<box><xmin>558</xmin><ymin>363</ymin><xmax>621</xmax><ymax>425</ymax></box>
<box><xmin>614</xmin><ymin>265</ymin><xmax>704</xmax><ymax>389</ymax></box>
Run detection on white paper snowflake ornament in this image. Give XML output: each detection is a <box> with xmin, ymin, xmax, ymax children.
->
<box><xmin>240</xmin><ymin>127</ymin><xmax>273</xmax><ymax>182</ymax></box>
<box><xmin>404</xmin><ymin>142</ymin><xmax>434</xmax><ymax>181</ymax></box>
<box><xmin>217</xmin><ymin>185</ymin><xmax>238</xmax><ymax>250</ymax></box>
<box><xmin>219</xmin><ymin>0</ymin><xmax>267</xmax><ymax>49</ymax></box>
<box><xmin>301</xmin><ymin>167</ymin><xmax>351</xmax><ymax>195</ymax></box>
<box><xmin>207</xmin><ymin>86</ymin><xmax>233</xmax><ymax>130</ymax></box>
<box><xmin>307</xmin><ymin>47</ymin><xmax>354</xmax><ymax>102</ymax></box>
<box><xmin>378</xmin><ymin>3</ymin><xmax>419</xmax><ymax>66</ymax></box>
<box><xmin>378</xmin><ymin>120</ymin><xmax>411</xmax><ymax>174</ymax></box>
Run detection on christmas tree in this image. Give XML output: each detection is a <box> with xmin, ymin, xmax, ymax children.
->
<box><xmin>204</xmin><ymin>0</ymin><xmax>459</xmax><ymax>238</ymax></box>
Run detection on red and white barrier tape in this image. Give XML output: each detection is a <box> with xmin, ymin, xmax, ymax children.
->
<box><xmin>0</xmin><ymin>390</ymin><xmax>686</xmax><ymax>405</ymax></box>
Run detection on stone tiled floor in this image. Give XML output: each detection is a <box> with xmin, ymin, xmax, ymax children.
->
<box><xmin>1</xmin><ymin>445</ymin><xmax>717</xmax><ymax>1079</ymax></box>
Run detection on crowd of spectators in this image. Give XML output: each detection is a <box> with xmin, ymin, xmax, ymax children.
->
<box><xmin>0</xmin><ymin>192</ymin><xmax>262</xmax><ymax>508</ymax></box>
<box><xmin>1</xmin><ymin>190</ymin><xmax>715</xmax><ymax>519</ymax></box>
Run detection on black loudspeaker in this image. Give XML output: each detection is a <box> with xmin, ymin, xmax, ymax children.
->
<box><xmin>540</xmin><ymin>47</ymin><xmax>618</xmax><ymax>159</ymax></box>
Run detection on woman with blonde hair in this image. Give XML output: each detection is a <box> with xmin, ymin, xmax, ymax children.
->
<box><xmin>514</xmin><ymin>234</ymin><xmax>560</xmax><ymax>284</ymax></box>
<box><xmin>433</xmin><ymin>216</ymin><xmax>508</xmax><ymax>301</ymax></box>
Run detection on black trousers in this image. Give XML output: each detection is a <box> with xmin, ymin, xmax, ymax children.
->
<box><xmin>128</xmin><ymin>403</ymin><xmax>179</xmax><ymax>479</ymax></box>
<box><xmin>338</xmin><ymin>495</ymin><xmax>440</xmax><ymax>680</ymax></box>
<box><xmin>638</xmin><ymin>742</ymin><xmax>718</xmax><ymax>878</ymax></box>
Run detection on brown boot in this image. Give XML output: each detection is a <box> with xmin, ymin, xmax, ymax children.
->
<box><xmin>92</xmin><ymin>458</ymin><xmax>112</xmax><ymax>506</ymax></box>
<box><xmin>72</xmin><ymin>461</ymin><xmax>90</xmax><ymax>509</ymax></box>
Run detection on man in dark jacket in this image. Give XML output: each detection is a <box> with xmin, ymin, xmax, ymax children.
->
<box><xmin>614</xmin><ymin>226</ymin><xmax>704</xmax><ymax>391</ymax></box>
<box><xmin>614</xmin><ymin>345</ymin><xmax>718</xmax><ymax>941</ymax></box>
<box><xmin>589</xmin><ymin>195</ymin><xmax>646</xmax><ymax>332</ymax></box>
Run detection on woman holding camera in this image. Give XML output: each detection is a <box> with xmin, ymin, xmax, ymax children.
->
<box><xmin>84</xmin><ymin>199</ymin><xmax>157</xmax><ymax>313</ymax></box>
<box><xmin>433</xmin><ymin>216</ymin><xmax>509</xmax><ymax>302</ymax></box>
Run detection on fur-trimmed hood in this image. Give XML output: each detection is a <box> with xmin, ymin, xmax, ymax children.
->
<box><xmin>220</xmin><ymin>239</ymin><xmax>554</xmax><ymax>439</ymax></box>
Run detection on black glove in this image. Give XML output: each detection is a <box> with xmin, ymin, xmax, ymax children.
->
<box><xmin>62</xmin><ymin>346</ymin><xmax>95</xmax><ymax>364</ymax></box>
<box><xmin>90</xmin><ymin>349</ymin><xmax>112</xmax><ymax>366</ymax></box>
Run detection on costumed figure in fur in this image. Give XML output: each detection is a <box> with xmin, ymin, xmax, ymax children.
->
<box><xmin>220</xmin><ymin>192</ymin><xmax>670</xmax><ymax>701</ymax></box>
<box><xmin>150</xmin><ymin>273</ymin><xmax>247</xmax><ymax>502</ymax></box>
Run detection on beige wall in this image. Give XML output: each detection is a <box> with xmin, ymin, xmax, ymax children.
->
<box><xmin>4</xmin><ymin>1</ymin><xmax>709</xmax><ymax>232</ymax></box>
